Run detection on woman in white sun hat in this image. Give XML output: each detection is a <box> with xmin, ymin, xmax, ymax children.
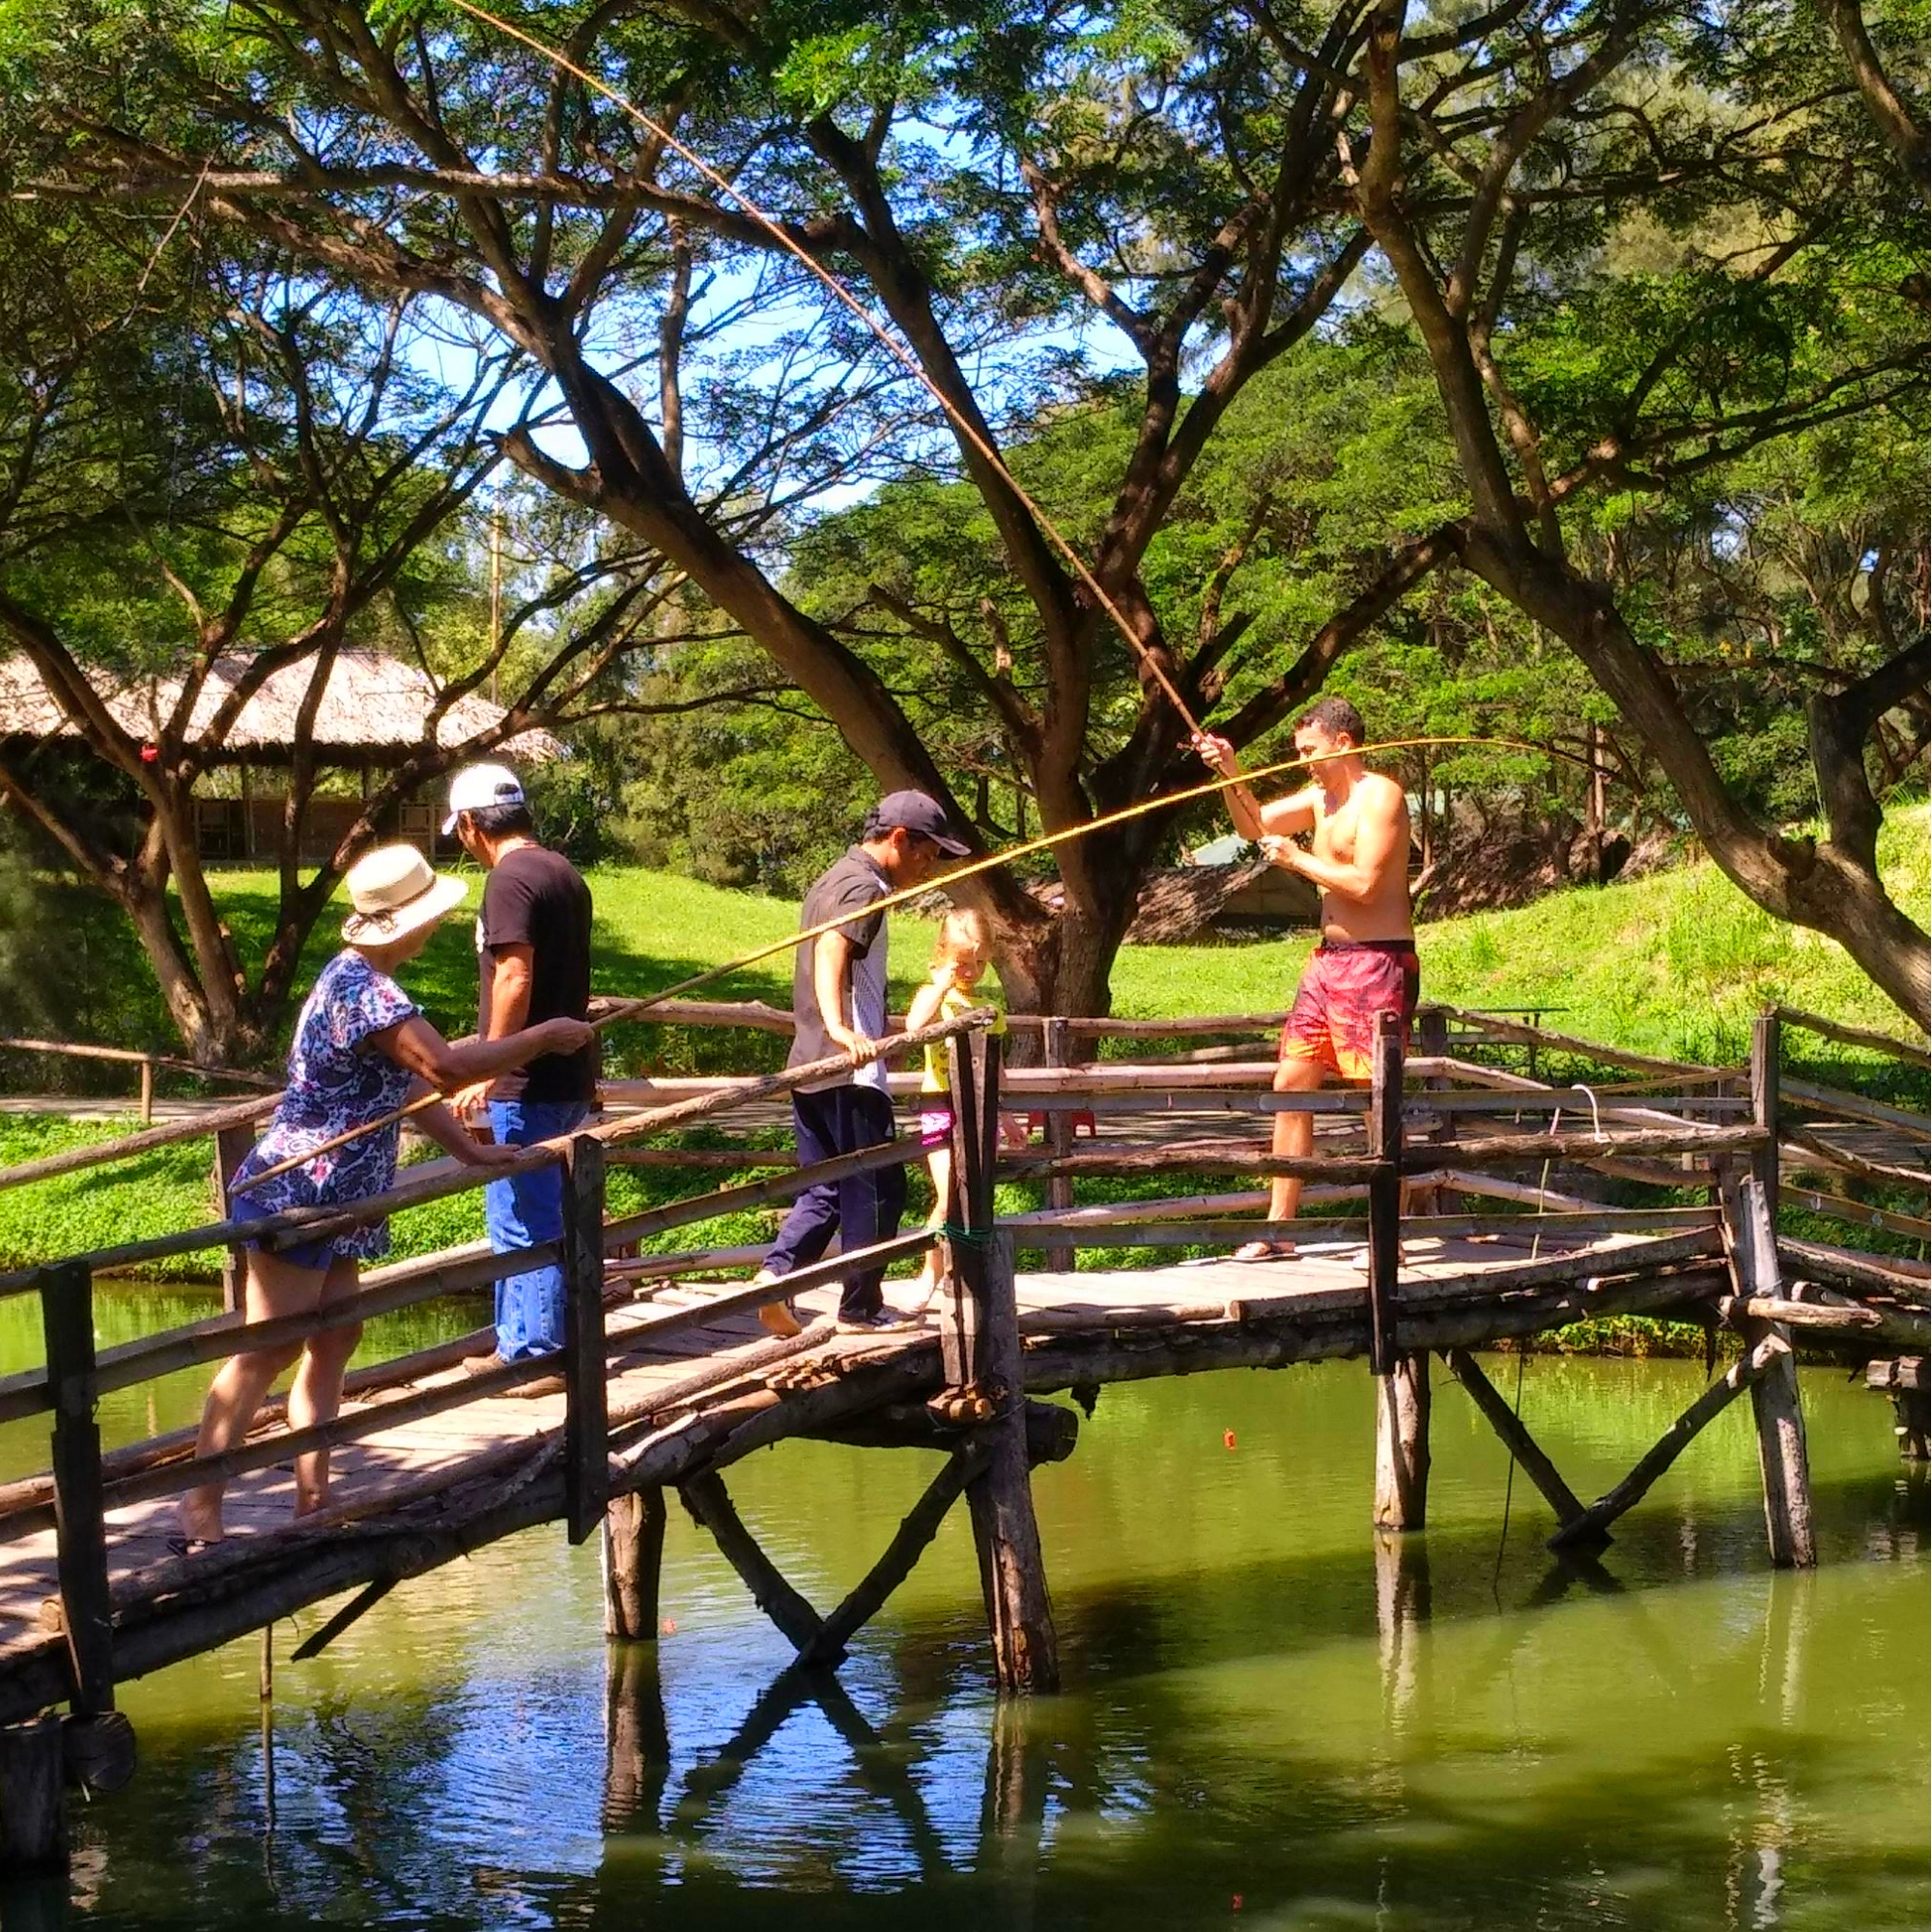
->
<box><xmin>175</xmin><ymin>844</ymin><xmax>596</xmax><ymax>1550</ymax></box>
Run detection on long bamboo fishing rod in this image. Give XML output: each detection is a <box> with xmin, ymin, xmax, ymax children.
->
<box><xmin>229</xmin><ymin>730</ymin><xmax>1587</xmax><ymax>1194</ymax></box>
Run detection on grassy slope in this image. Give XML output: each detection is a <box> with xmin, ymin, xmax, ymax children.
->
<box><xmin>1112</xmin><ymin>805</ymin><xmax>1931</xmax><ymax>1067</ymax></box>
<box><xmin>1</xmin><ymin>808</ymin><xmax>1923</xmax><ymax>1277</ymax></box>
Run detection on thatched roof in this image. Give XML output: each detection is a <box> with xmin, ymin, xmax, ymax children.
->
<box><xmin>0</xmin><ymin>649</ymin><xmax>563</xmax><ymax>764</ymax></box>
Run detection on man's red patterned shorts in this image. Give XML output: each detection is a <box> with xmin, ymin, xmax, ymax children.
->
<box><xmin>1279</xmin><ymin>939</ymin><xmax>1420</xmax><ymax>1082</ymax></box>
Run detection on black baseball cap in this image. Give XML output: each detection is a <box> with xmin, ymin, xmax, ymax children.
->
<box><xmin>873</xmin><ymin>789</ymin><xmax>971</xmax><ymax>857</ymax></box>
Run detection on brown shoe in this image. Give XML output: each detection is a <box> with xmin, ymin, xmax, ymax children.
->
<box><xmin>753</xmin><ymin>1269</ymin><xmax>802</xmax><ymax>1337</ymax></box>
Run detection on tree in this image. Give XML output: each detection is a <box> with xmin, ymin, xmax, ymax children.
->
<box><xmin>0</xmin><ymin>204</ymin><xmax>756</xmax><ymax>1062</ymax></box>
<box><xmin>1343</xmin><ymin>0</ymin><xmax>1929</xmax><ymax>1017</ymax></box>
<box><xmin>7</xmin><ymin>0</ymin><xmax>1921</xmax><ymax>1020</ymax></box>
<box><xmin>5</xmin><ymin>0</ymin><xmax>1446</xmax><ymax>1013</ymax></box>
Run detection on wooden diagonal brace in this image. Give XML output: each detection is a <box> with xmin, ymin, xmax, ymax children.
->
<box><xmin>799</xmin><ymin>1442</ymin><xmax>990</xmax><ymax>1667</ymax></box>
<box><xmin>679</xmin><ymin>1470</ymin><xmax>827</xmax><ymax>1655</ymax></box>
<box><xmin>1443</xmin><ymin>1349</ymin><xmax>1600</xmax><ymax>1544</ymax></box>
<box><xmin>290</xmin><ymin>1576</ymin><xmax>397</xmax><ymax>1662</ymax></box>
<box><xmin>1548</xmin><ymin>1336</ymin><xmax>1784</xmax><ymax>1550</ymax></box>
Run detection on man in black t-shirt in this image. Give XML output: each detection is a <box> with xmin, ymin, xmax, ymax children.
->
<box><xmin>442</xmin><ymin>763</ymin><xmax>596</xmax><ymax>1367</ymax></box>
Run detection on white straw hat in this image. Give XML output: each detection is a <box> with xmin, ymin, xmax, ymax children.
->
<box><xmin>341</xmin><ymin>844</ymin><xmax>469</xmax><ymax>946</ymax></box>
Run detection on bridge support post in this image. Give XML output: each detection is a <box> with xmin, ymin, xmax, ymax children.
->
<box><xmin>967</xmin><ymin>1232</ymin><xmax>1060</xmax><ymax>1693</ymax></box>
<box><xmin>213</xmin><ymin>1124</ymin><xmax>256</xmax><ymax>1316</ymax></box>
<box><xmin>0</xmin><ymin>1717</ymin><xmax>65</xmax><ymax>1877</ymax></box>
<box><xmin>1042</xmin><ymin>1017</ymin><xmax>1075</xmax><ymax>1274</ymax></box>
<box><xmin>602</xmin><ymin>1489</ymin><xmax>667</xmax><ymax>1641</ymax></box>
<box><xmin>1365</xmin><ymin>1011</ymin><xmax>1404</xmax><ymax>1378</ymax></box>
<box><xmin>1373</xmin><ymin>1353</ymin><xmax>1431</xmax><ymax>1531</ymax></box>
<box><xmin>1414</xmin><ymin>1007</ymin><xmax>1458</xmax><ymax>1215</ymax></box>
<box><xmin>1728</xmin><ymin>1175</ymin><xmax>1814</xmax><ymax>1569</ymax></box>
<box><xmin>1735</xmin><ymin>1026</ymin><xmax>1814</xmax><ymax>1569</ymax></box>
<box><xmin>562</xmin><ymin>1135</ymin><xmax>610</xmax><ymax>1547</ymax></box>
<box><xmin>43</xmin><ymin>1264</ymin><xmax>114</xmax><ymax>1719</ymax></box>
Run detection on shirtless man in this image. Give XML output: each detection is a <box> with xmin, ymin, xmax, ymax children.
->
<box><xmin>1194</xmin><ymin>697</ymin><xmax>1417</xmax><ymax>1261</ymax></box>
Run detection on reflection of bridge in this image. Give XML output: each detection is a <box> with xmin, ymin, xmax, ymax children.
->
<box><xmin>0</xmin><ymin>1001</ymin><xmax>1920</xmax><ymax>1875</ymax></box>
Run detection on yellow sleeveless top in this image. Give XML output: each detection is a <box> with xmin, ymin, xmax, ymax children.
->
<box><xmin>921</xmin><ymin>982</ymin><xmax>1007</xmax><ymax>1093</ymax></box>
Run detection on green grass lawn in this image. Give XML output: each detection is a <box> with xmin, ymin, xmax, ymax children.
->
<box><xmin>0</xmin><ymin>807</ymin><xmax>1923</xmax><ymax>1278</ymax></box>
<box><xmin>1111</xmin><ymin>804</ymin><xmax>1931</xmax><ymax>1068</ymax></box>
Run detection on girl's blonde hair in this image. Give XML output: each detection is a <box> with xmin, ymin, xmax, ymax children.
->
<box><xmin>934</xmin><ymin>907</ymin><xmax>992</xmax><ymax>964</ymax></box>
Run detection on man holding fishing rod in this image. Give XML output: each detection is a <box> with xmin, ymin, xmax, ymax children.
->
<box><xmin>756</xmin><ymin>791</ymin><xmax>968</xmax><ymax>1335</ymax></box>
<box><xmin>1194</xmin><ymin>699</ymin><xmax>1418</xmax><ymax>1262</ymax></box>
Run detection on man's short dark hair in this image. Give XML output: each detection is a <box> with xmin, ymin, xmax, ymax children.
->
<box><xmin>1294</xmin><ymin>696</ymin><xmax>1366</xmax><ymax>744</ymax></box>
<box><xmin>465</xmin><ymin>801</ymin><xmax>535</xmax><ymax>838</ymax></box>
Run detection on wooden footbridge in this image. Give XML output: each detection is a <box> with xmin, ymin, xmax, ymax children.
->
<box><xmin>0</xmin><ymin>1000</ymin><xmax>1922</xmax><ymax>1870</ymax></box>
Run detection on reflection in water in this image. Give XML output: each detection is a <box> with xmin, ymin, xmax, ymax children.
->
<box><xmin>978</xmin><ymin>1699</ymin><xmax>1049</xmax><ymax>1930</ymax></box>
<box><xmin>0</xmin><ymin>1338</ymin><xmax>1917</xmax><ymax>1930</ymax></box>
<box><xmin>601</xmin><ymin>1642</ymin><xmax>668</xmax><ymax>1833</ymax></box>
<box><xmin>1373</xmin><ymin>1530</ymin><xmax>1430</xmax><ymax>1730</ymax></box>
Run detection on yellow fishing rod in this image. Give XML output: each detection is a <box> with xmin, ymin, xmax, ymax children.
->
<box><xmin>230</xmin><ymin>730</ymin><xmax>1582</xmax><ymax>1193</ymax></box>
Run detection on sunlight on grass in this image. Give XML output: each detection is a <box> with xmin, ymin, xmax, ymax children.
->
<box><xmin>1109</xmin><ymin>805</ymin><xmax>1928</xmax><ymax>1064</ymax></box>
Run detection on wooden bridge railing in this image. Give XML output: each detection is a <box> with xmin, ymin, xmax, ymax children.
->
<box><xmin>0</xmin><ymin>1037</ymin><xmax>278</xmax><ymax>1124</ymax></box>
<box><xmin>0</xmin><ymin>987</ymin><xmax>1921</xmax><ymax>1748</ymax></box>
<box><xmin>0</xmin><ymin>1007</ymin><xmax>998</xmax><ymax>1719</ymax></box>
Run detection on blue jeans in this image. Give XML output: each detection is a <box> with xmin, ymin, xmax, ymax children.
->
<box><xmin>486</xmin><ymin>1097</ymin><xmax>590</xmax><ymax>1359</ymax></box>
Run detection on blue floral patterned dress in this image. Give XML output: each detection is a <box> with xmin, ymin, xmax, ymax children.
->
<box><xmin>228</xmin><ymin>952</ymin><xmax>420</xmax><ymax>1266</ymax></box>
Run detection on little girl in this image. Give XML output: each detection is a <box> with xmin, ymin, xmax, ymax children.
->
<box><xmin>905</xmin><ymin>909</ymin><xmax>1025</xmax><ymax>1295</ymax></box>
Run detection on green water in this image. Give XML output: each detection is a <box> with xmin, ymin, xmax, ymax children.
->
<box><xmin>0</xmin><ymin>1291</ymin><xmax>1925</xmax><ymax>1930</ymax></box>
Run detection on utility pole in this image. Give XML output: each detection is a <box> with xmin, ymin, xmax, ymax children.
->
<box><xmin>488</xmin><ymin>507</ymin><xmax>503</xmax><ymax>707</ymax></box>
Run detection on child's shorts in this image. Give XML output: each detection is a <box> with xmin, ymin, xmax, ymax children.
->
<box><xmin>919</xmin><ymin>1104</ymin><xmax>953</xmax><ymax>1149</ymax></box>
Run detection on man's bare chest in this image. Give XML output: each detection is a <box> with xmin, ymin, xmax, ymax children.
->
<box><xmin>1312</xmin><ymin>794</ymin><xmax>1365</xmax><ymax>864</ymax></box>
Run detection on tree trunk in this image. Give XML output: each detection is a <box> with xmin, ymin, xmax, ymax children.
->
<box><xmin>1470</xmin><ymin>534</ymin><xmax>1932</xmax><ymax>1023</ymax></box>
<box><xmin>991</xmin><ymin>823</ymin><xmax>1146</xmax><ymax>1022</ymax></box>
<box><xmin>117</xmin><ymin>875</ymin><xmax>227</xmax><ymax>1065</ymax></box>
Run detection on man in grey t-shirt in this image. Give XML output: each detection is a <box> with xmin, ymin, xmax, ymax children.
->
<box><xmin>759</xmin><ymin>791</ymin><xmax>966</xmax><ymax>1331</ymax></box>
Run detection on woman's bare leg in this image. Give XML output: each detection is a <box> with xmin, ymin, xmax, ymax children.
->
<box><xmin>288</xmin><ymin>1256</ymin><xmax>363</xmax><ymax>1517</ymax></box>
<box><xmin>178</xmin><ymin>1249</ymin><xmax>325</xmax><ymax>1543</ymax></box>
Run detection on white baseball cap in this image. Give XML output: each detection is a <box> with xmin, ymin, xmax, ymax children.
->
<box><xmin>441</xmin><ymin>762</ymin><xmax>526</xmax><ymax>836</ymax></box>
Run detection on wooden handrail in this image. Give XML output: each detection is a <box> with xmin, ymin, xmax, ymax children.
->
<box><xmin>0</xmin><ymin>1093</ymin><xmax>283</xmax><ymax>1196</ymax></box>
<box><xmin>1421</xmin><ymin>1005</ymin><xmax>1728</xmax><ymax>1080</ymax></box>
<box><xmin>0</xmin><ymin>1007</ymin><xmax>997</xmax><ymax>1291</ymax></box>
<box><xmin>0</xmin><ymin>1241</ymin><xmax>564</xmax><ymax>1427</ymax></box>
<box><xmin>0</xmin><ymin>1037</ymin><xmax>278</xmax><ymax>1088</ymax></box>
<box><xmin>1774</xmin><ymin>1005</ymin><xmax>1930</xmax><ymax>1068</ymax></box>
<box><xmin>80</xmin><ymin>1231</ymin><xmax>933</xmax><ymax>1517</ymax></box>
<box><xmin>1781</xmin><ymin>1076</ymin><xmax>1930</xmax><ymax>1136</ymax></box>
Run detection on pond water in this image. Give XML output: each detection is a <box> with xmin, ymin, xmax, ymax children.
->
<box><xmin>0</xmin><ymin>1291</ymin><xmax>1923</xmax><ymax>1930</ymax></box>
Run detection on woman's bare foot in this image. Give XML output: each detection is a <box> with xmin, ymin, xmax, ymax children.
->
<box><xmin>172</xmin><ymin>1497</ymin><xmax>224</xmax><ymax>1551</ymax></box>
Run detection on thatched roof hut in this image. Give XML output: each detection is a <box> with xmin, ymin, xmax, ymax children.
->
<box><xmin>1</xmin><ymin>649</ymin><xmax>562</xmax><ymax>863</ymax></box>
<box><xmin>0</xmin><ymin>649</ymin><xmax>563</xmax><ymax>765</ymax></box>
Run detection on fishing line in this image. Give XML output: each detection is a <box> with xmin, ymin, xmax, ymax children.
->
<box><xmin>228</xmin><ymin>728</ymin><xmax>1597</xmax><ymax>1193</ymax></box>
<box><xmin>437</xmin><ymin>0</ymin><xmax>1202</xmax><ymax>730</ymax></box>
